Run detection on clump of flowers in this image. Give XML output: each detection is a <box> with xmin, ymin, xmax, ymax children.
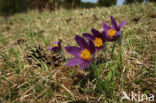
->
<box><xmin>49</xmin><ymin>16</ymin><xmax>127</xmax><ymax>70</ymax></box>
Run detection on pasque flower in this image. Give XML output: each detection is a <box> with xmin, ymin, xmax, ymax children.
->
<box><xmin>103</xmin><ymin>16</ymin><xmax>127</xmax><ymax>41</ymax></box>
<box><xmin>82</xmin><ymin>28</ymin><xmax>106</xmax><ymax>51</ymax></box>
<box><xmin>65</xmin><ymin>35</ymin><xmax>95</xmax><ymax>70</ymax></box>
<box><xmin>48</xmin><ymin>40</ymin><xmax>62</xmax><ymax>52</ymax></box>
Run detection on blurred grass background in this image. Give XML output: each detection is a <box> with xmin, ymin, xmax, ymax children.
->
<box><xmin>0</xmin><ymin>0</ymin><xmax>155</xmax><ymax>16</ymax></box>
<box><xmin>0</xmin><ymin>0</ymin><xmax>156</xmax><ymax>103</ymax></box>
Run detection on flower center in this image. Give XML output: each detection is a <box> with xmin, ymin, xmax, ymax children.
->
<box><xmin>80</xmin><ymin>49</ymin><xmax>91</xmax><ymax>61</ymax></box>
<box><xmin>54</xmin><ymin>44</ymin><xmax>58</xmax><ymax>47</ymax></box>
<box><xmin>93</xmin><ymin>37</ymin><xmax>103</xmax><ymax>47</ymax></box>
<box><xmin>108</xmin><ymin>29</ymin><xmax>117</xmax><ymax>38</ymax></box>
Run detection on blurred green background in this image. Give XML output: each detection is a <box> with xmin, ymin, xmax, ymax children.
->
<box><xmin>0</xmin><ymin>0</ymin><xmax>155</xmax><ymax>16</ymax></box>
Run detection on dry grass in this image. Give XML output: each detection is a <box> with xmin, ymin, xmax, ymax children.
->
<box><xmin>0</xmin><ymin>2</ymin><xmax>156</xmax><ymax>103</ymax></box>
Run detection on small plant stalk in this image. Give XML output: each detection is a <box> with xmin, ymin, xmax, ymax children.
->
<box><xmin>119</xmin><ymin>31</ymin><xmax>123</xmax><ymax>63</ymax></box>
<box><xmin>89</xmin><ymin>60</ymin><xmax>98</xmax><ymax>80</ymax></box>
<box><xmin>102</xmin><ymin>42</ymin><xmax>107</xmax><ymax>59</ymax></box>
<box><xmin>60</xmin><ymin>44</ymin><xmax>66</xmax><ymax>61</ymax></box>
<box><xmin>111</xmin><ymin>41</ymin><xmax>117</xmax><ymax>59</ymax></box>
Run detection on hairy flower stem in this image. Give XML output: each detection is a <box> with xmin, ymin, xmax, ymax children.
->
<box><xmin>89</xmin><ymin>60</ymin><xmax>98</xmax><ymax>80</ymax></box>
<box><xmin>119</xmin><ymin>31</ymin><xmax>123</xmax><ymax>63</ymax></box>
<box><xmin>59</xmin><ymin>50</ymin><xmax>66</xmax><ymax>61</ymax></box>
<box><xmin>60</xmin><ymin>43</ymin><xmax>66</xmax><ymax>61</ymax></box>
<box><xmin>111</xmin><ymin>41</ymin><xmax>116</xmax><ymax>59</ymax></box>
<box><xmin>102</xmin><ymin>43</ymin><xmax>107</xmax><ymax>58</ymax></box>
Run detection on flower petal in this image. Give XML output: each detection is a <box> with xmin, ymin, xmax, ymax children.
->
<box><xmin>52</xmin><ymin>47</ymin><xmax>59</xmax><ymax>52</ymax></box>
<box><xmin>65</xmin><ymin>46</ymin><xmax>81</xmax><ymax>57</ymax></box>
<box><xmin>110</xmin><ymin>16</ymin><xmax>118</xmax><ymax>30</ymax></box>
<box><xmin>101</xmin><ymin>30</ymin><xmax>107</xmax><ymax>37</ymax></box>
<box><xmin>88</xmin><ymin>40</ymin><xmax>95</xmax><ymax>54</ymax></box>
<box><xmin>95</xmin><ymin>44</ymin><xmax>105</xmax><ymax>51</ymax></box>
<box><xmin>78</xmin><ymin>62</ymin><xmax>90</xmax><ymax>70</ymax></box>
<box><xmin>48</xmin><ymin>47</ymin><xmax>53</xmax><ymax>51</ymax></box>
<box><xmin>119</xmin><ymin>21</ymin><xmax>127</xmax><ymax>29</ymax></box>
<box><xmin>114</xmin><ymin>31</ymin><xmax>120</xmax><ymax>37</ymax></box>
<box><xmin>54</xmin><ymin>41</ymin><xmax>58</xmax><ymax>45</ymax></box>
<box><xmin>75</xmin><ymin>35</ymin><xmax>88</xmax><ymax>49</ymax></box>
<box><xmin>91</xmin><ymin>28</ymin><xmax>101</xmax><ymax>36</ymax></box>
<box><xmin>67</xmin><ymin>58</ymin><xmax>84</xmax><ymax>66</ymax></box>
<box><xmin>103</xmin><ymin>22</ymin><xmax>111</xmax><ymax>31</ymax></box>
<box><xmin>48</xmin><ymin>47</ymin><xmax>58</xmax><ymax>52</ymax></box>
<box><xmin>105</xmin><ymin>31</ymin><xmax>120</xmax><ymax>42</ymax></box>
<box><xmin>82</xmin><ymin>33</ymin><xmax>94</xmax><ymax>40</ymax></box>
<box><xmin>58</xmin><ymin>41</ymin><xmax>61</xmax><ymax>49</ymax></box>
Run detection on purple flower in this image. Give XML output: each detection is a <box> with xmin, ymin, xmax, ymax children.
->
<box><xmin>48</xmin><ymin>40</ymin><xmax>62</xmax><ymax>52</ymax></box>
<box><xmin>82</xmin><ymin>28</ymin><xmax>106</xmax><ymax>51</ymax></box>
<box><xmin>103</xmin><ymin>16</ymin><xmax>127</xmax><ymax>42</ymax></box>
<box><xmin>65</xmin><ymin>35</ymin><xmax>95</xmax><ymax>70</ymax></box>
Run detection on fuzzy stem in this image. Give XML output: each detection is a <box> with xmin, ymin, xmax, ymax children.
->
<box><xmin>59</xmin><ymin>51</ymin><xmax>65</xmax><ymax>60</ymax></box>
<box><xmin>89</xmin><ymin>60</ymin><xmax>98</xmax><ymax>80</ymax></box>
<box><xmin>102</xmin><ymin>42</ymin><xmax>107</xmax><ymax>59</ymax></box>
<box><xmin>119</xmin><ymin>31</ymin><xmax>123</xmax><ymax>63</ymax></box>
<box><xmin>60</xmin><ymin>43</ymin><xmax>66</xmax><ymax>61</ymax></box>
<box><xmin>111</xmin><ymin>41</ymin><xmax>117</xmax><ymax>59</ymax></box>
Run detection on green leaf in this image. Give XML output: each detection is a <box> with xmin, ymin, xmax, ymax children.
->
<box><xmin>107</xmin><ymin>70</ymin><xmax>113</xmax><ymax>81</ymax></box>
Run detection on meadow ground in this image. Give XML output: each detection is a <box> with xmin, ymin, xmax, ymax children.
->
<box><xmin>0</xmin><ymin>2</ymin><xmax>156</xmax><ymax>103</ymax></box>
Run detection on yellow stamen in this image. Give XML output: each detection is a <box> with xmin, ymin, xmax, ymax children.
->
<box><xmin>80</xmin><ymin>49</ymin><xmax>91</xmax><ymax>61</ymax></box>
<box><xmin>108</xmin><ymin>29</ymin><xmax>117</xmax><ymax>38</ymax></box>
<box><xmin>93</xmin><ymin>37</ymin><xmax>103</xmax><ymax>47</ymax></box>
<box><xmin>54</xmin><ymin>44</ymin><xmax>58</xmax><ymax>47</ymax></box>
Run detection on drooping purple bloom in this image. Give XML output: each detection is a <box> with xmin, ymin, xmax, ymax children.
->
<box><xmin>65</xmin><ymin>35</ymin><xmax>95</xmax><ymax>70</ymax></box>
<box><xmin>82</xmin><ymin>28</ymin><xmax>106</xmax><ymax>51</ymax></box>
<box><xmin>48</xmin><ymin>40</ymin><xmax>62</xmax><ymax>52</ymax></box>
<box><xmin>102</xmin><ymin>16</ymin><xmax>127</xmax><ymax>42</ymax></box>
